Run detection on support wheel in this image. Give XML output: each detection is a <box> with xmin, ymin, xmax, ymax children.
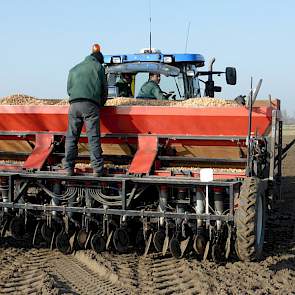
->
<box><xmin>235</xmin><ymin>177</ymin><xmax>266</xmax><ymax>261</ymax></box>
<box><xmin>77</xmin><ymin>229</ymin><xmax>88</xmax><ymax>249</ymax></box>
<box><xmin>135</xmin><ymin>229</ymin><xmax>145</xmax><ymax>255</ymax></box>
<box><xmin>91</xmin><ymin>233</ymin><xmax>106</xmax><ymax>253</ymax></box>
<box><xmin>113</xmin><ymin>227</ymin><xmax>129</xmax><ymax>253</ymax></box>
<box><xmin>169</xmin><ymin>237</ymin><xmax>181</xmax><ymax>259</ymax></box>
<box><xmin>10</xmin><ymin>216</ymin><xmax>25</xmax><ymax>239</ymax></box>
<box><xmin>153</xmin><ymin>230</ymin><xmax>165</xmax><ymax>252</ymax></box>
<box><xmin>41</xmin><ymin>222</ymin><xmax>57</xmax><ymax>244</ymax></box>
<box><xmin>56</xmin><ymin>231</ymin><xmax>71</xmax><ymax>254</ymax></box>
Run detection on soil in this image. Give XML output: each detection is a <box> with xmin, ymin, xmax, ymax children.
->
<box><xmin>0</xmin><ymin>135</ymin><xmax>295</xmax><ymax>294</ymax></box>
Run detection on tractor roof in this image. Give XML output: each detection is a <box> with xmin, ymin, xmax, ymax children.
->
<box><xmin>104</xmin><ymin>53</ymin><xmax>205</xmax><ymax>67</ymax></box>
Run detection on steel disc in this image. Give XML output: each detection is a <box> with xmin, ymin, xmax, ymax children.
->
<box><xmin>0</xmin><ymin>216</ymin><xmax>9</xmax><ymax>238</ymax></box>
<box><xmin>77</xmin><ymin>229</ymin><xmax>88</xmax><ymax>249</ymax></box>
<box><xmin>153</xmin><ymin>230</ymin><xmax>165</xmax><ymax>252</ymax></box>
<box><xmin>180</xmin><ymin>237</ymin><xmax>190</xmax><ymax>258</ymax></box>
<box><xmin>144</xmin><ymin>233</ymin><xmax>153</xmax><ymax>257</ymax></box>
<box><xmin>106</xmin><ymin>231</ymin><xmax>113</xmax><ymax>250</ymax></box>
<box><xmin>9</xmin><ymin>216</ymin><xmax>25</xmax><ymax>239</ymax></box>
<box><xmin>135</xmin><ymin>230</ymin><xmax>145</xmax><ymax>255</ymax></box>
<box><xmin>84</xmin><ymin>230</ymin><xmax>93</xmax><ymax>249</ymax></box>
<box><xmin>225</xmin><ymin>225</ymin><xmax>232</xmax><ymax>259</ymax></box>
<box><xmin>162</xmin><ymin>236</ymin><xmax>169</xmax><ymax>256</ymax></box>
<box><xmin>56</xmin><ymin>231</ymin><xmax>71</xmax><ymax>254</ymax></box>
<box><xmin>113</xmin><ymin>228</ymin><xmax>129</xmax><ymax>253</ymax></box>
<box><xmin>41</xmin><ymin>223</ymin><xmax>55</xmax><ymax>243</ymax></box>
<box><xmin>169</xmin><ymin>238</ymin><xmax>181</xmax><ymax>259</ymax></box>
<box><xmin>202</xmin><ymin>241</ymin><xmax>210</xmax><ymax>261</ymax></box>
<box><xmin>91</xmin><ymin>234</ymin><xmax>106</xmax><ymax>253</ymax></box>
<box><xmin>211</xmin><ymin>243</ymin><xmax>222</xmax><ymax>262</ymax></box>
<box><xmin>193</xmin><ymin>235</ymin><xmax>206</xmax><ymax>256</ymax></box>
<box><xmin>32</xmin><ymin>222</ymin><xmax>41</xmax><ymax>246</ymax></box>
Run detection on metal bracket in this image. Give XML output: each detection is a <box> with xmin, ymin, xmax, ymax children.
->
<box><xmin>128</xmin><ymin>135</ymin><xmax>158</xmax><ymax>175</ymax></box>
<box><xmin>24</xmin><ymin>134</ymin><xmax>55</xmax><ymax>170</ymax></box>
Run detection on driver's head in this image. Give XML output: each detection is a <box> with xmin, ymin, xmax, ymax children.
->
<box><xmin>122</xmin><ymin>73</ymin><xmax>132</xmax><ymax>83</ymax></box>
<box><xmin>149</xmin><ymin>73</ymin><xmax>161</xmax><ymax>84</ymax></box>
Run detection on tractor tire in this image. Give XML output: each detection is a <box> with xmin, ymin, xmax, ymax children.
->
<box><xmin>234</xmin><ymin>177</ymin><xmax>266</xmax><ymax>261</ymax></box>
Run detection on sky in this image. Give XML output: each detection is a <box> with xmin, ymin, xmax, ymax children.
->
<box><xmin>0</xmin><ymin>0</ymin><xmax>294</xmax><ymax>113</ymax></box>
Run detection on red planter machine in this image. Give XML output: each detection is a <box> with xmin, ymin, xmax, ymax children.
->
<box><xmin>0</xmin><ymin>100</ymin><xmax>283</xmax><ymax>261</ymax></box>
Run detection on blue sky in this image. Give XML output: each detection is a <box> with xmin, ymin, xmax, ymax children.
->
<box><xmin>0</xmin><ymin>0</ymin><xmax>294</xmax><ymax>113</ymax></box>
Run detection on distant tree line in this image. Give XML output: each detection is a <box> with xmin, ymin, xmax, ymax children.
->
<box><xmin>282</xmin><ymin>110</ymin><xmax>295</xmax><ymax>125</ymax></box>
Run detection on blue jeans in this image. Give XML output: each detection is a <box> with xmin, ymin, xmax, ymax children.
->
<box><xmin>63</xmin><ymin>101</ymin><xmax>103</xmax><ymax>172</ymax></box>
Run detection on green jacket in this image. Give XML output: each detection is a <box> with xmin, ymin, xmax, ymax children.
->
<box><xmin>67</xmin><ymin>55</ymin><xmax>108</xmax><ymax>106</ymax></box>
<box><xmin>137</xmin><ymin>80</ymin><xmax>166</xmax><ymax>100</ymax></box>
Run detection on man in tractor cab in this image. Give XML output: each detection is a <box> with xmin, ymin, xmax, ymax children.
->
<box><xmin>115</xmin><ymin>73</ymin><xmax>133</xmax><ymax>97</ymax></box>
<box><xmin>63</xmin><ymin>43</ymin><xmax>108</xmax><ymax>177</ymax></box>
<box><xmin>137</xmin><ymin>73</ymin><xmax>168</xmax><ymax>100</ymax></box>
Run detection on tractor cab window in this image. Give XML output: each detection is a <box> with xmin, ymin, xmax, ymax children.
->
<box><xmin>107</xmin><ymin>73</ymin><xmax>117</xmax><ymax>86</ymax></box>
<box><xmin>107</xmin><ymin>73</ymin><xmax>134</xmax><ymax>98</ymax></box>
<box><xmin>180</xmin><ymin>64</ymin><xmax>201</xmax><ymax>99</ymax></box>
<box><xmin>107</xmin><ymin>71</ymin><xmax>201</xmax><ymax>99</ymax></box>
<box><xmin>106</xmin><ymin>63</ymin><xmax>181</xmax><ymax>99</ymax></box>
<box><xmin>134</xmin><ymin>73</ymin><xmax>184</xmax><ymax>100</ymax></box>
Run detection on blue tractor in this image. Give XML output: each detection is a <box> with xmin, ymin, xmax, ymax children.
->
<box><xmin>104</xmin><ymin>48</ymin><xmax>237</xmax><ymax>99</ymax></box>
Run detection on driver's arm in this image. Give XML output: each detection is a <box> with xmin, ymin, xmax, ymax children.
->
<box><xmin>152</xmin><ymin>85</ymin><xmax>167</xmax><ymax>100</ymax></box>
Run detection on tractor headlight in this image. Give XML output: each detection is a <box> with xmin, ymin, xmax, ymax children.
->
<box><xmin>111</xmin><ymin>56</ymin><xmax>122</xmax><ymax>64</ymax></box>
<box><xmin>163</xmin><ymin>55</ymin><xmax>173</xmax><ymax>63</ymax></box>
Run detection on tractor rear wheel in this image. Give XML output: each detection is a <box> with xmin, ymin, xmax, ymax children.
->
<box><xmin>235</xmin><ymin>177</ymin><xmax>266</xmax><ymax>261</ymax></box>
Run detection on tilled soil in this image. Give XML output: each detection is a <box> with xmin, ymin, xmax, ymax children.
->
<box><xmin>0</xmin><ymin>241</ymin><xmax>131</xmax><ymax>295</ymax></box>
<box><xmin>1</xmin><ymin>242</ymin><xmax>294</xmax><ymax>295</ymax></box>
<box><xmin>1</xmin><ymin>131</ymin><xmax>295</xmax><ymax>294</ymax></box>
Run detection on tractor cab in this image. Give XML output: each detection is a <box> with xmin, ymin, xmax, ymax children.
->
<box><xmin>104</xmin><ymin>48</ymin><xmax>236</xmax><ymax>99</ymax></box>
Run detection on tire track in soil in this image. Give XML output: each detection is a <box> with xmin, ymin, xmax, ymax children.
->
<box><xmin>100</xmin><ymin>252</ymin><xmax>140</xmax><ymax>292</ymax></box>
<box><xmin>87</xmin><ymin>252</ymin><xmax>200</xmax><ymax>294</ymax></box>
<box><xmin>49</xmin><ymin>251</ymin><xmax>131</xmax><ymax>295</ymax></box>
<box><xmin>83</xmin><ymin>248</ymin><xmax>295</xmax><ymax>295</ymax></box>
<box><xmin>82</xmin><ymin>251</ymin><xmax>140</xmax><ymax>294</ymax></box>
<box><xmin>140</xmin><ymin>254</ymin><xmax>197</xmax><ymax>294</ymax></box>
<box><xmin>0</xmin><ymin>246</ymin><xmax>133</xmax><ymax>295</ymax></box>
<box><xmin>0</xmin><ymin>248</ymin><xmax>55</xmax><ymax>295</ymax></box>
<box><xmin>186</xmin><ymin>255</ymin><xmax>295</xmax><ymax>295</ymax></box>
<box><xmin>140</xmin><ymin>254</ymin><xmax>295</xmax><ymax>294</ymax></box>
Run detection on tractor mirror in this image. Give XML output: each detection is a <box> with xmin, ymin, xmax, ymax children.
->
<box><xmin>226</xmin><ymin>67</ymin><xmax>237</xmax><ymax>85</ymax></box>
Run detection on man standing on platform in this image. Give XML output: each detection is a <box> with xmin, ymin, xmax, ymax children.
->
<box><xmin>63</xmin><ymin>43</ymin><xmax>108</xmax><ymax>176</ymax></box>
